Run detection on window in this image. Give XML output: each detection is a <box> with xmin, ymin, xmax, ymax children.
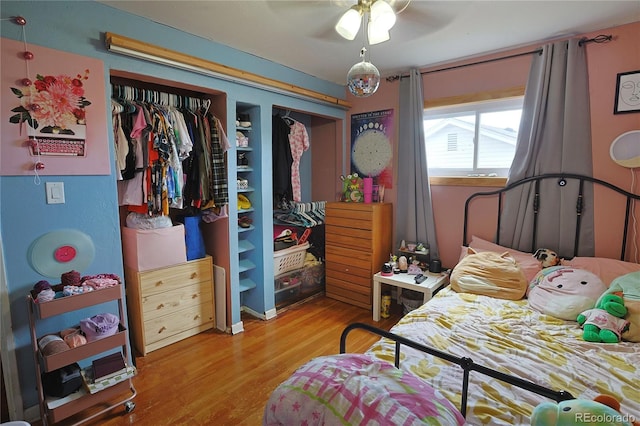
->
<box><xmin>424</xmin><ymin>97</ymin><xmax>523</xmax><ymax>177</ymax></box>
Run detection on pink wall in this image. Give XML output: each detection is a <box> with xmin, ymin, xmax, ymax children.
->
<box><xmin>345</xmin><ymin>22</ymin><xmax>640</xmax><ymax>268</ymax></box>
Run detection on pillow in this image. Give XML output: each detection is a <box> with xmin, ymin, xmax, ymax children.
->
<box><xmin>458</xmin><ymin>236</ymin><xmax>542</xmax><ymax>282</ymax></box>
<box><xmin>451</xmin><ymin>248</ymin><xmax>528</xmax><ymax>300</ymax></box>
<box><xmin>563</xmin><ymin>257</ymin><xmax>640</xmax><ymax>286</ymax></box>
<box><xmin>527</xmin><ymin>266</ymin><xmax>607</xmax><ymax>321</ymax></box>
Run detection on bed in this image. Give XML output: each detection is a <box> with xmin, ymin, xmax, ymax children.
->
<box><xmin>265</xmin><ymin>173</ymin><xmax>640</xmax><ymax>426</ymax></box>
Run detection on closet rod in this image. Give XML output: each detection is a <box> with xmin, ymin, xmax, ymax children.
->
<box><xmin>386</xmin><ymin>33</ymin><xmax>612</xmax><ymax>82</ymax></box>
<box><xmin>111</xmin><ymin>84</ymin><xmax>205</xmax><ymax>109</ymax></box>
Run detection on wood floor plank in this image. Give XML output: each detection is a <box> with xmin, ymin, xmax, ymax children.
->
<box><xmin>45</xmin><ymin>295</ymin><xmax>403</xmax><ymax>426</ymax></box>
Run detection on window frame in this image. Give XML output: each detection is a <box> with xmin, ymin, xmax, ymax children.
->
<box><xmin>423</xmin><ymin>87</ymin><xmax>526</xmax><ymax>180</ymax></box>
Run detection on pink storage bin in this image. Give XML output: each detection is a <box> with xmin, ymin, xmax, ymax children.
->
<box><xmin>121</xmin><ymin>224</ymin><xmax>187</xmax><ymax>271</ymax></box>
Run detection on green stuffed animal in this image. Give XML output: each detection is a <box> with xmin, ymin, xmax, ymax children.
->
<box><xmin>577</xmin><ymin>294</ymin><xmax>629</xmax><ymax>343</ymax></box>
<box><xmin>531</xmin><ymin>394</ymin><xmax>638</xmax><ymax>426</ymax></box>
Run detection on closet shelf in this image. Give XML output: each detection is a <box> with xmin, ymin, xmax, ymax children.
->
<box><xmin>239</xmin><ymin>278</ymin><xmax>257</xmax><ymax>293</ymax></box>
<box><xmin>238</xmin><ymin>224</ymin><xmax>254</xmax><ymax>233</ymax></box>
<box><xmin>239</xmin><ymin>259</ymin><xmax>256</xmax><ymax>273</ymax></box>
<box><xmin>237</xmin><ymin>167</ymin><xmax>254</xmax><ymax>173</ymax></box>
<box><xmin>237</xmin><ymin>126</ymin><xmax>252</xmax><ymax>132</ymax></box>
<box><xmin>239</xmin><ymin>207</ymin><xmax>255</xmax><ymax>214</ymax></box>
<box><xmin>238</xmin><ymin>186</ymin><xmax>255</xmax><ymax>193</ymax></box>
<box><xmin>237</xmin><ymin>146</ymin><xmax>253</xmax><ymax>152</ymax></box>
<box><xmin>238</xmin><ymin>240</ymin><xmax>255</xmax><ymax>254</ymax></box>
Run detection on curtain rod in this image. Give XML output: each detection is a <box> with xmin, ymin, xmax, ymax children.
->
<box><xmin>386</xmin><ymin>34</ymin><xmax>612</xmax><ymax>82</ymax></box>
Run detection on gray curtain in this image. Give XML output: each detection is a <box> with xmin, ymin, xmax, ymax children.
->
<box><xmin>396</xmin><ymin>68</ymin><xmax>439</xmax><ymax>259</ymax></box>
<box><xmin>499</xmin><ymin>38</ymin><xmax>594</xmax><ymax>257</ymax></box>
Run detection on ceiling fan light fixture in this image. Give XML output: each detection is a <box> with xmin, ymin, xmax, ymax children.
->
<box><xmin>370</xmin><ymin>0</ymin><xmax>396</xmax><ymax>31</ymax></box>
<box><xmin>367</xmin><ymin>20</ymin><xmax>390</xmax><ymax>45</ymax></box>
<box><xmin>335</xmin><ymin>6</ymin><xmax>362</xmax><ymax>40</ymax></box>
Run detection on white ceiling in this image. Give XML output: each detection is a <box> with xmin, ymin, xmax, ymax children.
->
<box><xmin>100</xmin><ymin>0</ymin><xmax>640</xmax><ymax>85</ymax></box>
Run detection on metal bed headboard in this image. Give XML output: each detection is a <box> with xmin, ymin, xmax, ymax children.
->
<box><xmin>462</xmin><ymin>173</ymin><xmax>640</xmax><ymax>260</ymax></box>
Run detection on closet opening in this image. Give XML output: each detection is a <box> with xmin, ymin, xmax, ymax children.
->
<box><xmin>109</xmin><ymin>71</ymin><xmax>229</xmax><ymax>350</ymax></box>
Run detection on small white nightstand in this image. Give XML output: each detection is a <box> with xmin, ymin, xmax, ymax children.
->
<box><xmin>372</xmin><ymin>270</ymin><xmax>449</xmax><ymax>321</ymax></box>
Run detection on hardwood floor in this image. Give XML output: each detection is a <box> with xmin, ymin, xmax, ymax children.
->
<box><xmin>51</xmin><ymin>294</ymin><xmax>403</xmax><ymax>426</ymax></box>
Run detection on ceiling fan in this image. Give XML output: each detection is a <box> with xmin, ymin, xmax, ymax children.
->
<box><xmin>335</xmin><ymin>0</ymin><xmax>411</xmax><ymax>45</ymax></box>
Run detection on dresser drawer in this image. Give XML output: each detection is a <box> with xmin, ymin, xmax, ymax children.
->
<box><xmin>326</xmin><ymin>246</ymin><xmax>373</xmax><ymax>271</ymax></box>
<box><xmin>136</xmin><ymin>257</ymin><xmax>213</xmax><ymax>296</ymax></box>
<box><xmin>325</xmin><ymin>267</ymin><xmax>371</xmax><ymax>286</ymax></box>
<box><xmin>325</xmin><ymin>227</ymin><xmax>372</xmax><ymax>250</ymax></box>
<box><xmin>141</xmin><ymin>281</ymin><xmax>213</xmax><ymax>321</ymax></box>
<box><xmin>325</xmin><ymin>281</ymin><xmax>371</xmax><ymax>309</ymax></box>
<box><xmin>143</xmin><ymin>302</ymin><xmax>214</xmax><ymax>346</ymax></box>
<box><xmin>325</xmin><ymin>214</ymin><xmax>373</xmax><ymax>230</ymax></box>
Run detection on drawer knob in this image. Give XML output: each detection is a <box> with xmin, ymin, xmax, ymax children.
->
<box><xmin>155</xmin><ymin>280</ymin><xmax>163</xmax><ymax>287</ymax></box>
<box><xmin>158</xmin><ymin>326</ymin><xmax>166</xmax><ymax>334</ymax></box>
<box><xmin>157</xmin><ymin>303</ymin><xmax>164</xmax><ymax>310</ymax></box>
<box><xmin>190</xmin><ymin>272</ymin><xmax>198</xmax><ymax>279</ymax></box>
<box><xmin>194</xmin><ymin>315</ymin><xmax>201</xmax><ymax>320</ymax></box>
<box><xmin>191</xmin><ymin>294</ymin><xmax>198</xmax><ymax>299</ymax></box>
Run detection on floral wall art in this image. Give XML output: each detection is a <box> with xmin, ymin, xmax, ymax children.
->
<box><xmin>1</xmin><ymin>37</ymin><xmax>110</xmax><ymax>176</ymax></box>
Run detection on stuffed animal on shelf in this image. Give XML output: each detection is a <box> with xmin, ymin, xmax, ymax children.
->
<box><xmin>577</xmin><ymin>294</ymin><xmax>629</xmax><ymax>343</ymax></box>
<box><xmin>531</xmin><ymin>394</ymin><xmax>639</xmax><ymax>426</ymax></box>
<box><xmin>340</xmin><ymin>173</ymin><xmax>363</xmax><ymax>202</ymax></box>
<box><xmin>533</xmin><ymin>248</ymin><xmax>563</xmax><ymax>268</ymax></box>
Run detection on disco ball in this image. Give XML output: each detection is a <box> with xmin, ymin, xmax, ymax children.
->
<box><xmin>347</xmin><ymin>60</ymin><xmax>380</xmax><ymax>97</ymax></box>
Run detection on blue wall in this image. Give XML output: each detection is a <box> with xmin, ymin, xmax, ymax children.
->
<box><xmin>1</xmin><ymin>0</ymin><xmax>346</xmax><ymax>411</ymax></box>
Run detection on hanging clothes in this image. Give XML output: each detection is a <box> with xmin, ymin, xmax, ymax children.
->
<box><xmin>272</xmin><ymin>114</ymin><xmax>294</xmax><ymax>208</ymax></box>
<box><xmin>288</xmin><ymin>120</ymin><xmax>309</xmax><ymax>202</ymax></box>
<box><xmin>111</xmin><ymin>84</ymin><xmax>229</xmax><ymax>216</ymax></box>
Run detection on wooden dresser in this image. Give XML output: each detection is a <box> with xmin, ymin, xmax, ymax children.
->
<box><xmin>325</xmin><ymin>202</ymin><xmax>392</xmax><ymax>310</ymax></box>
<box><xmin>125</xmin><ymin>255</ymin><xmax>215</xmax><ymax>356</ymax></box>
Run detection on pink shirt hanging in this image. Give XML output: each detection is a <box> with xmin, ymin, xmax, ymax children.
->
<box><xmin>288</xmin><ymin>121</ymin><xmax>309</xmax><ymax>202</ymax></box>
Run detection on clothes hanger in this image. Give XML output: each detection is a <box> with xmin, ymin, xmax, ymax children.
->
<box><xmin>282</xmin><ymin>110</ymin><xmax>295</xmax><ymax>125</ymax></box>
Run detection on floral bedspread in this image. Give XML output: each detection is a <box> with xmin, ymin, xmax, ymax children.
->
<box><xmin>366</xmin><ymin>286</ymin><xmax>640</xmax><ymax>425</ymax></box>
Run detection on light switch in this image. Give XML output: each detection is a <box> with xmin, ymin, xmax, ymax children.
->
<box><xmin>46</xmin><ymin>182</ymin><xmax>65</xmax><ymax>204</ymax></box>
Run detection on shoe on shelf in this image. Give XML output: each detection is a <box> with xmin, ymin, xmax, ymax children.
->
<box><xmin>237</xmin><ymin>178</ymin><xmax>249</xmax><ymax>190</ymax></box>
<box><xmin>237</xmin><ymin>113</ymin><xmax>251</xmax><ymax>128</ymax></box>
<box><xmin>238</xmin><ymin>194</ymin><xmax>252</xmax><ymax>210</ymax></box>
<box><xmin>238</xmin><ymin>216</ymin><xmax>253</xmax><ymax>228</ymax></box>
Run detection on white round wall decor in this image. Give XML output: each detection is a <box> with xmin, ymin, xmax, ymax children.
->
<box><xmin>610</xmin><ymin>130</ymin><xmax>640</xmax><ymax>168</ymax></box>
<box><xmin>28</xmin><ymin>229</ymin><xmax>96</xmax><ymax>277</ymax></box>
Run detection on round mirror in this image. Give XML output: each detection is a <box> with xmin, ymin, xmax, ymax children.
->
<box><xmin>610</xmin><ymin>130</ymin><xmax>640</xmax><ymax>168</ymax></box>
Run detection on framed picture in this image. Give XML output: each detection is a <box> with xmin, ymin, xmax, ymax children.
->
<box><xmin>613</xmin><ymin>70</ymin><xmax>640</xmax><ymax>114</ymax></box>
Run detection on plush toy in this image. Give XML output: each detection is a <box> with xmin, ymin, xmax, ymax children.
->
<box><xmin>533</xmin><ymin>248</ymin><xmax>563</xmax><ymax>268</ymax></box>
<box><xmin>531</xmin><ymin>394</ymin><xmax>639</xmax><ymax>426</ymax></box>
<box><xmin>340</xmin><ymin>173</ymin><xmax>363</xmax><ymax>202</ymax></box>
<box><xmin>577</xmin><ymin>294</ymin><xmax>629</xmax><ymax>343</ymax></box>
<box><xmin>597</xmin><ymin>271</ymin><xmax>640</xmax><ymax>342</ymax></box>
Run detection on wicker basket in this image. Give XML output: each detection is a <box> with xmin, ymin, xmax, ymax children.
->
<box><xmin>274</xmin><ymin>242</ymin><xmax>310</xmax><ymax>277</ymax></box>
